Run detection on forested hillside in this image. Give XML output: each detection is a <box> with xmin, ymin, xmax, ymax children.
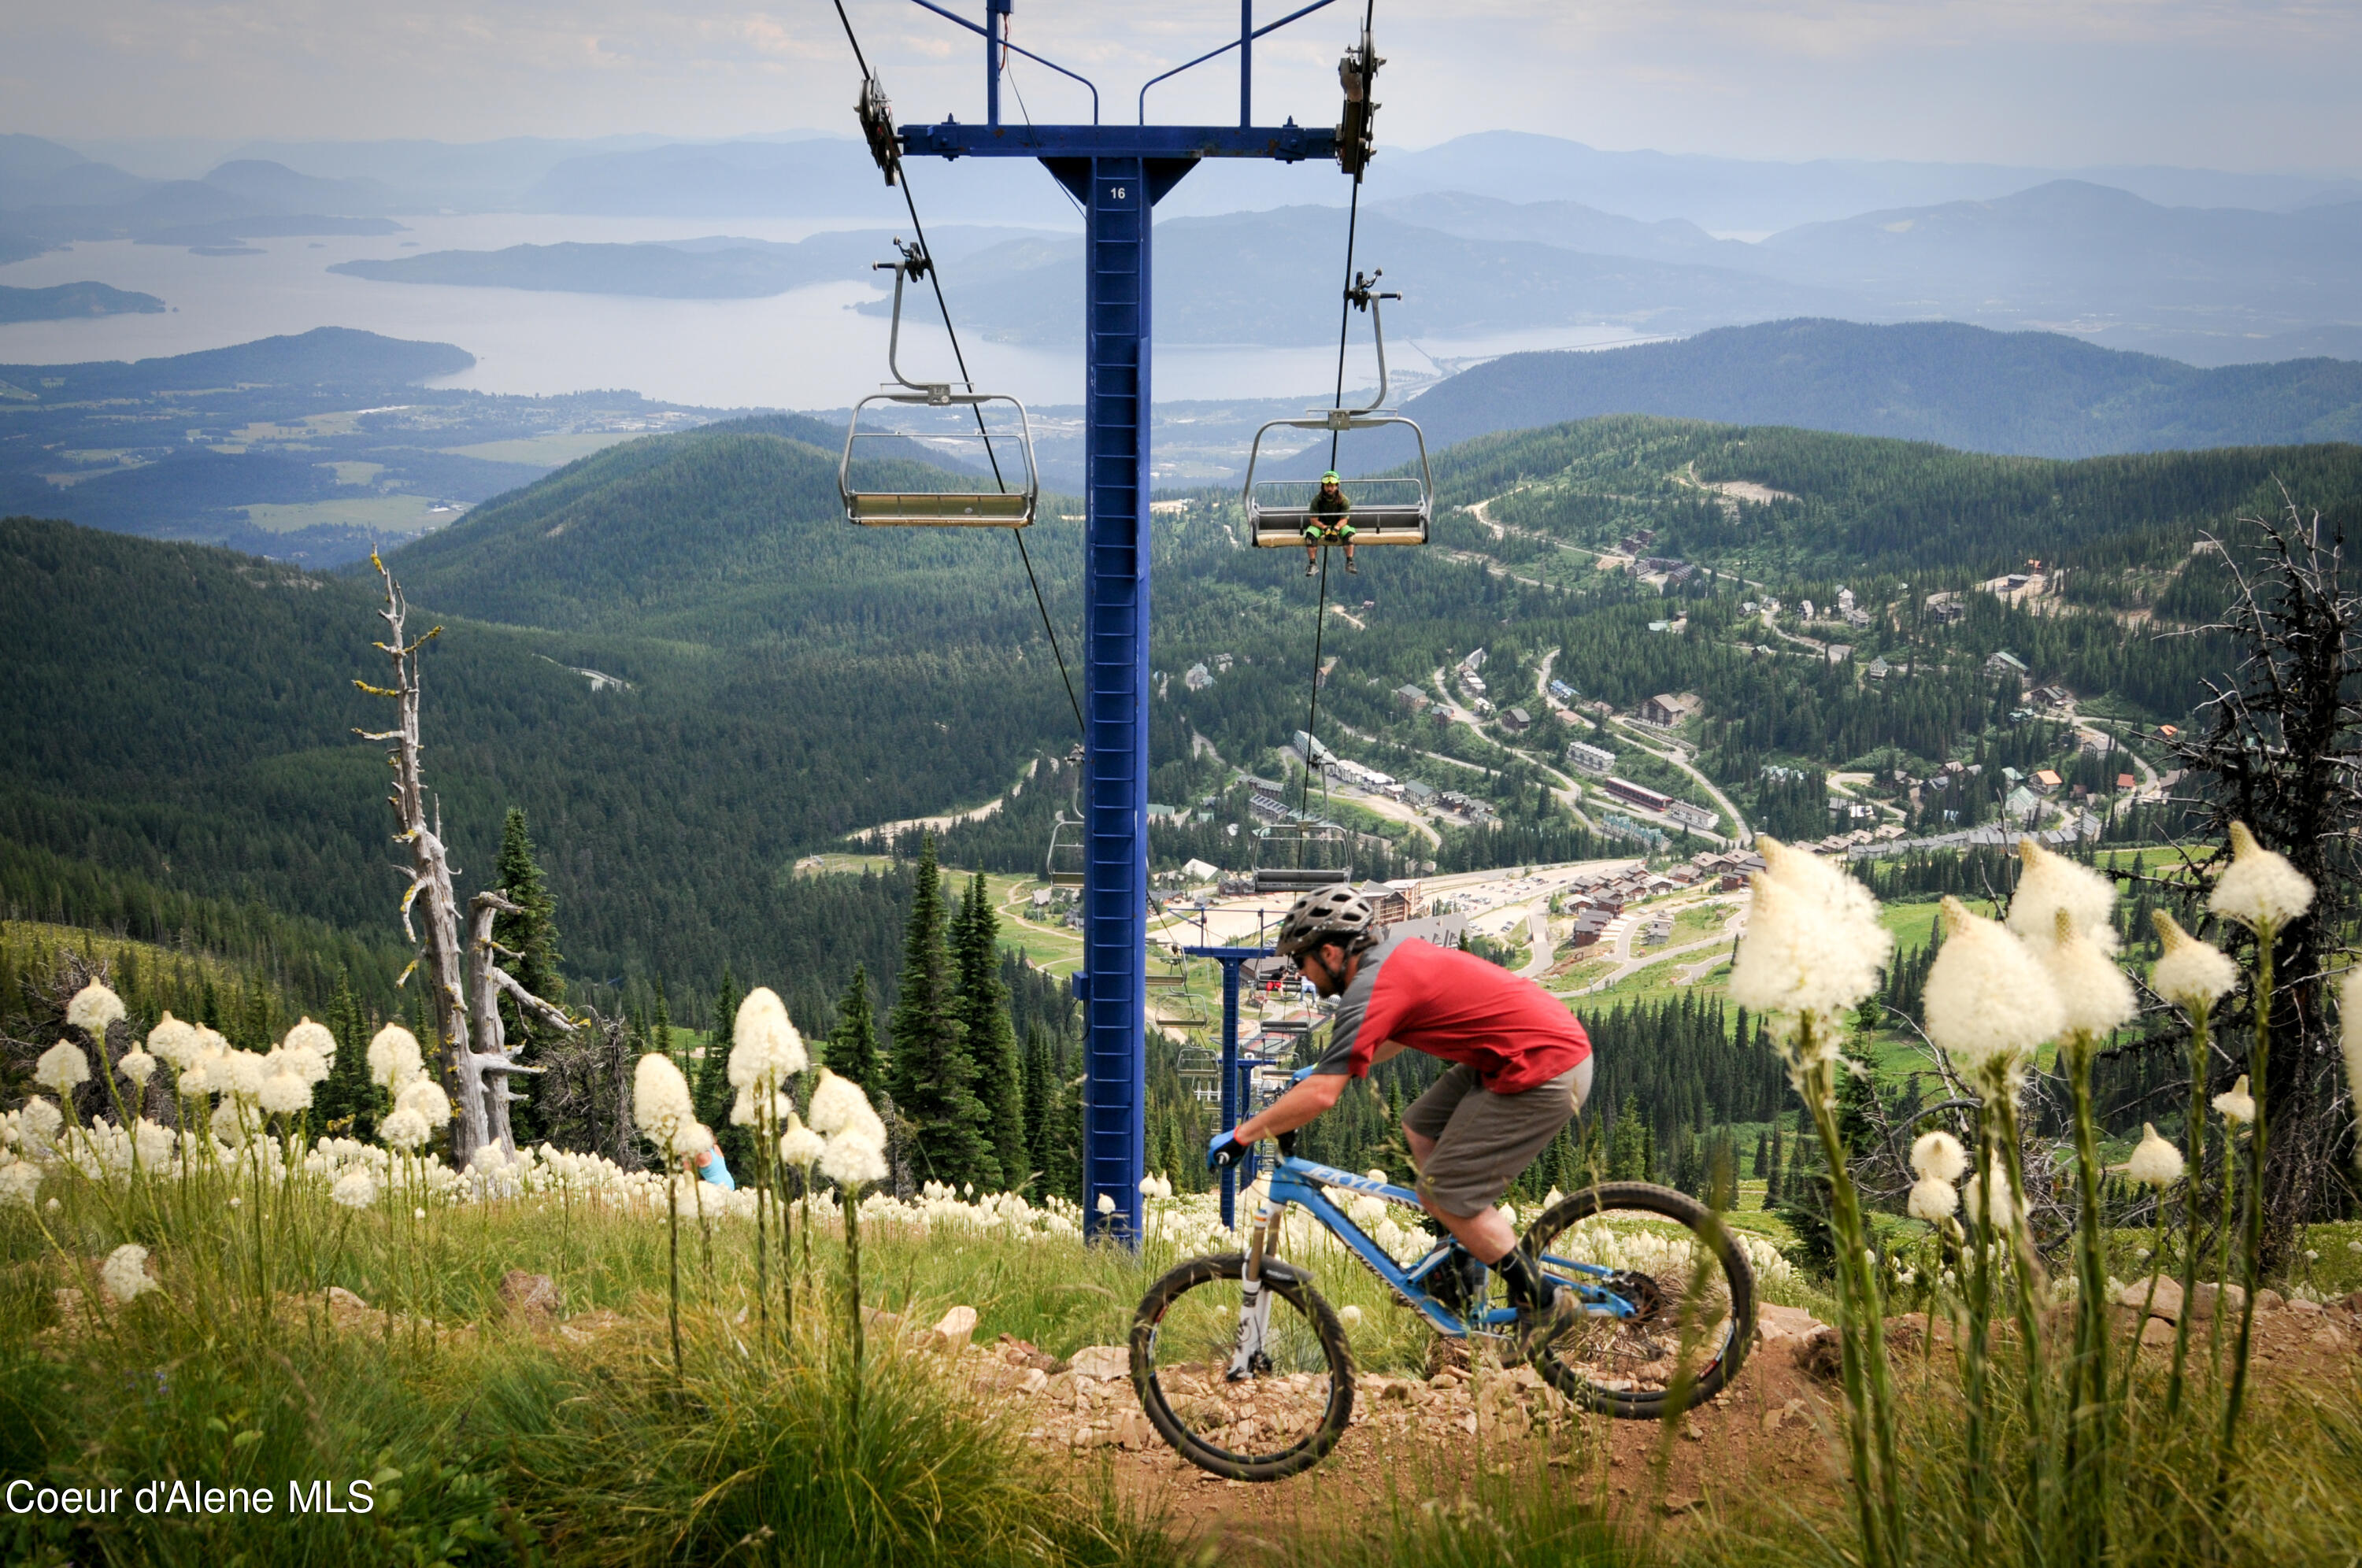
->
<box><xmin>1287</xmin><ymin>319</ymin><xmax>2362</xmax><ymax>478</ymax></box>
<box><xmin>7</xmin><ymin>410</ymin><xmax>2356</xmax><ymax>1031</ymax></box>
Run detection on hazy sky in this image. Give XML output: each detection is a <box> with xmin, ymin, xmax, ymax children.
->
<box><xmin>6</xmin><ymin>0</ymin><xmax>2358</xmax><ymax>172</ymax></box>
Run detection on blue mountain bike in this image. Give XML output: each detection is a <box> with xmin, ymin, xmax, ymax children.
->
<box><xmin>1128</xmin><ymin>1131</ymin><xmax>1757</xmax><ymax>1481</ymax></box>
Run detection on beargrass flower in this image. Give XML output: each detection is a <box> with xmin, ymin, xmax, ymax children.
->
<box><xmin>1340</xmin><ymin>1304</ymin><xmax>1363</xmax><ymax>1328</ymax></box>
<box><xmin>378</xmin><ymin>1107</ymin><xmax>431</xmax><ymax>1151</ymax></box>
<box><xmin>283</xmin><ymin>1018</ymin><xmax>336</xmax><ymax>1062</ymax></box>
<box><xmin>368</xmin><ymin>1025</ymin><xmax>425</xmax><ymax>1091</ymax></box>
<box><xmin>117</xmin><ymin>1049</ymin><xmax>157</xmax><ymax>1088</ymax></box>
<box><xmin>100</xmin><ymin>1243</ymin><xmax>155</xmax><ymax>1304</ymax></box>
<box><xmin>1908</xmin><ymin>1175</ymin><xmax>1960</xmax><ymax>1222</ymax></box>
<box><xmin>1728</xmin><ymin>838</ymin><xmax>1893</xmax><ymax>1030</ymax></box>
<box><xmin>223</xmin><ymin>1050</ymin><xmax>266</xmax><ymax>1102</ymax></box>
<box><xmin>2126</xmin><ymin>1123</ymin><xmax>2185</xmax><ymax>1189</ymax></box>
<box><xmin>1961</xmin><ymin>1163</ymin><xmax>2018</xmax><ymax>1231</ymax></box>
<box><xmin>1097</xmin><ymin>1192</ymin><xmax>1116</xmax><ymax>1215</ymax></box>
<box><xmin>668</xmin><ymin>1121</ymin><xmax>715</xmax><ymax>1159</ymax></box>
<box><xmin>66</xmin><ymin>982</ymin><xmax>125</xmax><ymax>1041</ymax></box>
<box><xmin>820</xmin><ymin>1130</ymin><xmax>887</xmax><ymax>1186</ymax></box>
<box><xmin>331</xmin><ymin>1168</ymin><xmax>376</xmax><ymax>1208</ymax></box>
<box><xmin>18</xmin><ymin>1099</ymin><xmax>61</xmax><ymax>1150</ymax></box>
<box><xmin>146</xmin><ymin>1014</ymin><xmax>200</xmax><ymax>1070</ymax></box>
<box><xmin>1923</xmin><ymin>897</ymin><xmax>2064</xmax><ymax>1071</ymax></box>
<box><xmin>778</xmin><ymin>1115</ymin><xmax>825</xmax><ymax>1169</ymax></box>
<box><xmin>2008</xmin><ymin>840</ymin><xmax>2117</xmax><ymax>948</ymax></box>
<box><xmin>258</xmin><ymin>1071</ymin><xmax>312</xmax><ymax>1116</ymax></box>
<box><xmin>34</xmin><ymin>1041</ymin><xmax>90</xmax><ymax>1095</ymax></box>
<box><xmin>1910</xmin><ymin>1130</ymin><xmax>1967</xmax><ymax>1183</ymax></box>
<box><xmin>729</xmin><ymin>986</ymin><xmax>807</xmax><ymax>1087</ymax></box>
<box><xmin>2039</xmin><ymin>912</ymin><xmax>2137</xmax><ymax>1038</ymax></box>
<box><xmin>2208</xmin><ymin>822</ymin><xmax>2313</xmax><ymax>931</ymax></box>
<box><xmin>0</xmin><ymin>1162</ymin><xmax>40</xmax><ymax>1207</ymax></box>
<box><xmin>807</xmin><ymin>1069</ymin><xmax>887</xmax><ymax>1147</ymax></box>
<box><xmin>132</xmin><ymin>1119</ymin><xmax>174</xmax><ymax>1166</ymax></box>
<box><xmin>2152</xmin><ymin>911</ymin><xmax>2238</xmax><ymax>1009</ymax></box>
<box><xmin>2213</xmin><ymin>1074</ymin><xmax>2255</xmax><ymax>1126</ymax></box>
<box><xmin>632</xmin><ymin>1053</ymin><xmax>695</xmax><ymax>1148</ymax></box>
<box><xmin>210</xmin><ymin>1100</ymin><xmax>252</xmax><ymax>1144</ymax></box>
<box><xmin>394</xmin><ymin>1079</ymin><xmax>450</xmax><ymax>1126</ymax></box>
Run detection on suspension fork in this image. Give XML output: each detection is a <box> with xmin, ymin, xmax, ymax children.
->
<box><xmin>1228</xmin><ymin>1196</ymin><xmax>1279</xmax><ymax>1381</ymax></box>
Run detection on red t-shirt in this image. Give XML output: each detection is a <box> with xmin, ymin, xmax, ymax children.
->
<box><xmin>1311</xmin><ymin>938</ymin><xmax>1590</xmax><ymax>1093</ymax></box>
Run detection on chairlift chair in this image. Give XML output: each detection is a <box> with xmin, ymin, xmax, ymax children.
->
<box><xmin>1042</xmin><ymin>746</ymin><xmax>1087</xmax><ymax>886</ymax></box>
<box><xmin>1242</xmin><ymin>271</ymin><xmax>1434</xmax><ymax>549</ymax></box>
<box><xmin>839</xmin><ymin>241</ymin><xmax>1040</xmax><ymax>529</ymax></box>
<box><xmin>1250</xmin><ymin>819</ymin><xmax>1352</xmax><ymax>897</ymax></box>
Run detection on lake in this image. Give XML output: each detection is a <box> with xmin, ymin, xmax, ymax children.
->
<box><xmin>0</xmin><ymin>214</ymin><xmax>1659</xmax><ymax>410</ymax></box>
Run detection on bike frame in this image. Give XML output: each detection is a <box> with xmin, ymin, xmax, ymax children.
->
<box><xmin>1252</xmin><ymin>1154</ymin><xmax>1641</xmax><ymax>1337</ymax></box>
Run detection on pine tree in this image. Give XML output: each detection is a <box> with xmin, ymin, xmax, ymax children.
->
<box><xmin>492</xmin><ymin>808</ymin><xmax>565</xmax><ymax>1141</ymax></box>
<box><xmin>1021</xmin><ymin>1025</ymin><xmax>1056</xmax><ymax>1197</ymax></box>
<box><xmin>690</xmin><ymin>969</ymin><xmax>732</xmax><ymax>1123</ymax></box>
<box><xmin>1752</xmin><ymin>1130</ymin><xmax>1769</xmax><ymax>1180</ymax></box>
<box><xmin>1608</xmin><ymin>1106</ymin><xmax>1649</xmax><ymax>1182</ymax></box>
<box><xmin>885</xmin><ymin>837</ymin><xmax>991</xmax><ymax>1189</ymax></box>
<box><xmin>827</xmin><ymin>965</ymin><xmax>880</xmax><ymax>1089</ymax></box>
<box><xmin>1765</xmin><ymin>1115</ymin><xmax>1786</xmax><ymax>1205</ymax></box>
<box><xmin>951</xmin><ymin>871</ymin><xmax>1027</xmax><ymax>1191</ymax></box>
<box><xmin>317</xmin><ymin>974</ymin><xmax>376</xmax><ymax>1139</ymax></box>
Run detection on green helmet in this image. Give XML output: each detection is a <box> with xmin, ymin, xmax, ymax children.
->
<box><xmin>1321</xmin><ymin>472</ymin><xmax>1340</xmax><ymax>484</ymax></box>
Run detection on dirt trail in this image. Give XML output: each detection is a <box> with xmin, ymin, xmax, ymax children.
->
<box><xmin>1013</xmin><ymin>1292</ymin><xmax>2362</xmax><ymax>1549</ymax></box>
<box><xmin>1035</xmin><ymin>1322</ymin><xmax>1844</xmax><ymax>1546</ymax></box>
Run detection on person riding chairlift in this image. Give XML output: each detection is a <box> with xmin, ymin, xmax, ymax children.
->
<box><xmin>1302</xmin><ymin>472</ymin><xmax>1357</xmax><ymax>575</ymax></box>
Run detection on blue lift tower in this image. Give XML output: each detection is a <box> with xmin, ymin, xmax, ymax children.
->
<box><xmin>848</xmin><ymin>1</ymin><xmax>1376</xmax><ymax>1243</ymax></box>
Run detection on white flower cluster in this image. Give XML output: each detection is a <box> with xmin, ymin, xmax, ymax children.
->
<box><xmin>631</xmin><ymin>1052</ymin><xmax>713</xmax><ymax>1162</ymax></box>
<box><xmin>2124</xmin><ymin>1123</ymin><xmax>2185</xmax><ymax>1189</ymax></box>
<box><xmin>2151</xmin><ymin>912</ymin><xmax>2238</xmax><ymax>1011</ymax></box>
<box><xmin>1728</xmin><ymin>840</ymin><xmax>1893</xmax><ymax>1074</ymax></box>
<box><xmin>807</xmin><ymin>1069</ymin><xmax>889</xmax><ymax>1188</ymax></box>
<box><xmin>1924</xmin><ymin>897</ymin><xmax>2060</xmax><ymax>1083</ymax></box>
<box><xmin>727</xmin><ymin>989</ymin><xmax>808</xmax><ymax>1133</ymax></box>
<box><xmin>67</xmin><ymin>980</ymin><xmax>127</xmax><ymax>1039</ymax></box>
<box><xmin>2209</xmin><ymin>823</ymin><xmax>2314</xmax><ymax>932</ymax></box>
<box><xmin>100</xmin><ymin>1241</ymin><xmax>156</xmax><ymax>1304</ymax></box>
<box><xmin>1907</xmin><ymin>1130</ymin><xmax>1966</xmax><ymax>1222</ymax></box>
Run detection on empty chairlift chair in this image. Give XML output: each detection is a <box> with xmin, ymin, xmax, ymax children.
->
<box><xmin>839</xmin><ymin>242</ymin><xmax>1040</xmax><ymax>528</ymax></box>
<box><xmin>1251</xmin><ymin>821</ymin><xmax>1352</xmax><ymax>897</ymax></box>
<box><xmin>1242</xmin><ymin>271</ymin><xmax>1434</xmax><ymax>549</ymax></box>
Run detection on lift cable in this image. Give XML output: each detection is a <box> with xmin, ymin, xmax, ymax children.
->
<box><xmin>1296</xmin><ymin>0</ymin><xmax>1381</xmax><ymax>828</ymax></box>
<box><xmin>831</xmin><ymin>0</ymin><xmax>1087</xmax><ymax>740</ymax></box>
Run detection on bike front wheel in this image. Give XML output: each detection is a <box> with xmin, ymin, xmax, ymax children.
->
<box><xmin>1518</xmin><ymin>1181</ymin><xmax>1756</xmax><ymax>1418</ymax></box>
<box><xmin>1129</xmin><ymin>1252</ymin><xmax>1356</xmax><ymax>1481</ymax></box>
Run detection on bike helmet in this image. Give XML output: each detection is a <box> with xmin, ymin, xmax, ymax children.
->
<box><xmin>1275</xmin><ymin>885</ymin><xmax>1379</xmax><ymax>959</ymax></box>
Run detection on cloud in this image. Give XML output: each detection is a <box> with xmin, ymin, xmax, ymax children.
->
<box><xmin>3</xmin><ymin>0</ymin><xmax>2356</xmax><ymax>172</ymax></box>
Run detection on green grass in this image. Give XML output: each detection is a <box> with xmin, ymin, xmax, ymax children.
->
<box><xmin>241</xmin><ymin>494</ymin><xmax>461</xmax><ymax>537</ymax></box>
<box><xmin>439</xmin><ymin>432</ymin><xmax>646</xmax><ymax>466</ymax></box>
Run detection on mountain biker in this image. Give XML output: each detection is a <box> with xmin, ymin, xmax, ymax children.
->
<box><xmin>1303</xmin><ymin>472</ymin><xmax>1357</xmax><ymax>576</ymax></box>
<box><xmin>1208</xmin><ymin>886</ymin><xmax>1593</xmax><ymax>1322</ymax></box>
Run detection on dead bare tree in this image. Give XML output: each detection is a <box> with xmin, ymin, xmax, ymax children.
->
<box><xmin>356</xmin><ymin>553</ymin><xmax>576</xmax><ymax>1167</ymax></box>
<box><xmin>2160</xmin><ymin>490</ymin><xmax>2362</xmax><ymax>1258</ymax></box>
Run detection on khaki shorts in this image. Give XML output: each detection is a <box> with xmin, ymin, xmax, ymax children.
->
<box><xmin>1401</xmin><ymin>1057</ymin><xmax>1592</xmax><ymax>1217</ymax></box>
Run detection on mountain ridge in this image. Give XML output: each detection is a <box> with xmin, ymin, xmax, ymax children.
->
<box><xmin>1278</xmin><ymin>319</ymin><xmax>2362</xmax><ymax>479</ymax></box>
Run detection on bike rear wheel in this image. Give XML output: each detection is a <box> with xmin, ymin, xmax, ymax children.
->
<box><xmin>1518</xmin><ymin>1181</ymin><xmax>1755</xmax><ymax>1418</ymax></box>
<box><xmin>1129</xmin><ymin>1252</ymin><xmax>1356</xmax><ymax>1481</ymax></box>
